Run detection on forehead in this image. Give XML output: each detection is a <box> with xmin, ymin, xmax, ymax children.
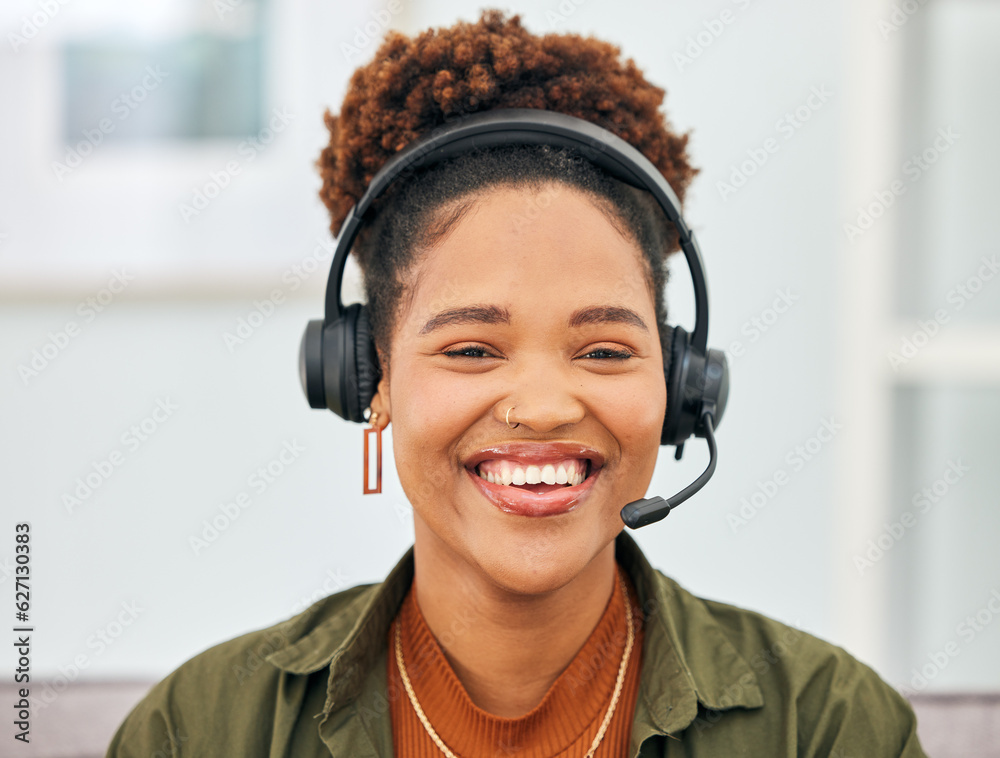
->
<box><xmin>401</xmin><ymin>183</ymin><xmax>653</xmax><ymax>326</ymax></box>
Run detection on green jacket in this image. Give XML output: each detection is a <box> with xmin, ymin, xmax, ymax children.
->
<box><xmin>107</xmin><ymin>531</ymin><xmax>927</xmax><ymax>756</ymax></box>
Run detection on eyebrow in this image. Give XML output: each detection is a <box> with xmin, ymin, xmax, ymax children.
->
<box><xmin>418</xmin><ymin>304</ymin><xmax>648</xmax><ymax>334</ymax></box>
<box><xmin>568</xmin><ymin>305</ymin><xmax>649</xmax><ymax>332</ymax></box>
<box><xmin>419</xmin><ymin>305</ymin><xmax>510</xmax><ymax>334</ymax></box>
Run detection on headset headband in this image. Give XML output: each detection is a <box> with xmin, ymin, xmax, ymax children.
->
<box><xmin>321</xmin><ymin>108</ymin><xmax>710</xmax><ymax>354</ymax></box>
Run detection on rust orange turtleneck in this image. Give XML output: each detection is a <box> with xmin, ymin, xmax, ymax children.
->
<box><xmin>386</xmin><ymin>563</ymin><xmax>645</xmax><ymax>757</ymax></box>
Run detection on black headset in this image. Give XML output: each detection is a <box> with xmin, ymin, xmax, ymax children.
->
<box><xmin>299</xmin><ymin>108</ymin><xmax>729</xmax><ymax>528</ymax></box>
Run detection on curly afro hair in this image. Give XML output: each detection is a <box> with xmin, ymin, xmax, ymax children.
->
<box><xmin>316</xmin><ymin>8</ymin><xmax>699</xmax><ymax>368</ymax></box>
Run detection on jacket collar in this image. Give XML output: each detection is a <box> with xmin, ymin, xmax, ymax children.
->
<box><xmin>615</xmin><ymin>531</ymin><xmax>764</xmax><ymax>741</ymax></box>
<box><xmin>265</xmin><ymin>530</ymin><xmax>763</xmax><ymax>737</ymax></box>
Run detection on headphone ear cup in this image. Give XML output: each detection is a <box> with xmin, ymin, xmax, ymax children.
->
<box><xmin>302</xmin><ymin>303</ymin><xmax>381</xmax><ymax>422</ymax></box>
<box><xmin>702</xmin><ymin>347</ymin><xmax>730</xmax><ymax>433</ymax></box>
<box><xmin>353</xmin><ymin>305</ymin><xmax>381</xmax><ymax>418</ymax></box>
<box><xmin>295</xmin><ymin>303</ymin><xmax>357</xmax><ymax>421</ymax></box>
<box><xmin>661</xmin><ymin>324</ymin><xmax>731</xmax><ymax>448</ymax></box>
<box><xmin>661</xmin><ymin>325</ymin><xmax>690</xmax><ymax>447</ymax></box>
<box><xmin>324</xmin><ymin>302</ymin><xmax>363</xmax><ymax>423</ymax></box>
<box><xmin>300</xmin><ymin>319</ymin><xmax>327</xmax><ymax>410</ymax></box>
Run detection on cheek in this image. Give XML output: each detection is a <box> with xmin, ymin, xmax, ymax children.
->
<box><xmin>596</xmin><ymin>371</ymin><xmax>666</xmax><ymax>472</ymax></box>
<box><xmin>385</xmin><ymin>358</ymin><xmax>488</xmax><ymax>498</ymax></box>
<box><xmin>391</xmin><ymin>360</ymin><xmax>489</xmax><ymax>436</ymax></box>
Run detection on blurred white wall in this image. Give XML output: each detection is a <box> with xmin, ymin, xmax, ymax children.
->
<box><xmin>1</xmin><ymin>0</ymin><xmax>997</xmax><ymax>695</ymax></box>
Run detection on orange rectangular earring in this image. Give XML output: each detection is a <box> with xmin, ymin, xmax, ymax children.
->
<box><xmin>363</xmin><ymin>412</ymin><xmax>382</xmax><ymax>494</ymax></box>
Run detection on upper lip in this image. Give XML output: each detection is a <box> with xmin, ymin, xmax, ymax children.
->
<box><xmin>463</xmin><ymin>442</ymin><xmax>606</xmax><ymax>471</ymax></box>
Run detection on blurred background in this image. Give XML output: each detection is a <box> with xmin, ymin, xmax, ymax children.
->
<box><xmin>1</xmin><ymin>0</ymin><xmax>998</xmax><ymax>740</ymax></box>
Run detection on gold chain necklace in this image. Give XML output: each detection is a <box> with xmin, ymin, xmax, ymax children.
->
<box><xmin>394</xmin><ymin>572</ymin><xmax>635</xmax><ymax>758</ymax></box>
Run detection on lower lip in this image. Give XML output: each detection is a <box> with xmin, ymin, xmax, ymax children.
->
<box><xmin>466</xmin><ymin>465</ymin><xmax>600</xmax><ymax>517</ymax></box>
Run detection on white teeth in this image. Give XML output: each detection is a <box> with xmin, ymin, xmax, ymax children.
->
<box><xmin>477</xmin><ymin>459</ymin><xmax>591</xmax><ymax>487</ymax></box>
<box><xmin>565</xmin><ymin>462</ymin><xmax>579</xmax><ymax>485</ymax></box>
<box><xmin>567</xmin><ymin>462</ymin><xmax>586</xmax><ymax>486</ymax></box>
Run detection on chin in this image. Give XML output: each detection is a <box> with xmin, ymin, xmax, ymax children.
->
<box><xmin>410</xmin><ymin>462</ymin><xmax>630</xmax><ymax>596</ymax></box>
<box><xmin>463</xmin><ymin>514</ymin><xmax>622</xmax><ymax>597</ymax></box>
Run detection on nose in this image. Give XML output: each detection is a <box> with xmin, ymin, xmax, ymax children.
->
<box><xmin>497</xmin><ymin>355</ymin><xmax>586</xmax><ymax>434</ymax></box>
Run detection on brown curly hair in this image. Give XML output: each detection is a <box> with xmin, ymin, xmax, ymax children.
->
<box><xmin>316</xmin><ymin>9</ymin><xmax>698</xmax><ymax>370</ymax></box>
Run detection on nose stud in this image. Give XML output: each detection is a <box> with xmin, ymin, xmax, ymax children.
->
<box><xmin>506</xmin><ymin>406</ymin><xmax>520</xmax><ymax>430</ymax></box>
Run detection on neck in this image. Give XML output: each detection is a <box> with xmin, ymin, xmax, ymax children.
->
<box><xmin>410</xmin><ymin>518</ymin><xmax>618</xmax><ymax>718</ymax></box>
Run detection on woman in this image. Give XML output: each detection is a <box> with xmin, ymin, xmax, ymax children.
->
<box><xmin>108</xmin><ymin>10</ymin><xmax>927</xmax><ymax>757</ymax></box>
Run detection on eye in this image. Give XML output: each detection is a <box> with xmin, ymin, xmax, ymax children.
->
<box><xmin>580</xmin><ymin>347</ymin><xmax>634</xmax><ymax>361</ymax></box>
<box><xmin>442</xmin><ymin>344</ymin><xmax>497</xmax><ymax>359</ymax></box>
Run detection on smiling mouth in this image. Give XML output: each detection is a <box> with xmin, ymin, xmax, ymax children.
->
<box><xmin>473</xmin><ymin>458</ymin><xmax>593</xmax><ymax>492</ymax></box>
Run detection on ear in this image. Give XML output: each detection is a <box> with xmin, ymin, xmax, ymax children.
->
<box><xmin>368</xmin><ymin>349</ymin><xmax>391</xmax><ymax>427</ymax></box>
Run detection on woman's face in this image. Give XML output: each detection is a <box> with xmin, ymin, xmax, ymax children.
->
<box><xmin>376</xmin><ymin>182</ymin><xmax>666</xmax><ymax>594</ymax></box>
